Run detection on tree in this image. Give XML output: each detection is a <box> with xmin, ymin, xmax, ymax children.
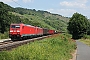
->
<box><xmin>67</xmin><ymin>12</ymin><xmax>89</xmax><ymax>39</ymax></box>
<box><xmin>0</xmin><ymin>2</ymin><xmax>9</xmax><ymax>33</ymax></box>
<box><xmin>87</xmin><ymin>21</ymin><xmax>90</xmax><ymax>35</ymax></box>
<box><xmin>0</xmin><ymin>2</ymin><xmax>22</xmax><ymax>33</ymax></box>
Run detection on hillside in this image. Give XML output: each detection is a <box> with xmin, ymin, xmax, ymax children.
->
<box><xmin>0</xmin><ymin>2</ymin><xmax>69</xmax><ymax>34</ymax></box>
<box><xmin>13</xmin><ymin>7</ymin><xmax>69</xmax><ymax>31</ymax></box>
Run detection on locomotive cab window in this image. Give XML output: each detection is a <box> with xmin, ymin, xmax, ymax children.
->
<box><xmin>11</xmin><ymin>25</ymin><xmax>20</xmax><ymax>28</ymax></box>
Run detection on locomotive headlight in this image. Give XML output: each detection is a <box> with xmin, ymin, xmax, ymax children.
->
<box><xmin>10</xmin><ymin>30</ymin><xmax>13</xmax><ymax>32</ymax></box>
<box><xmin>17</xmin><ymin>30</ymin><xmax>20</xmax><ymax>32</ymax></box>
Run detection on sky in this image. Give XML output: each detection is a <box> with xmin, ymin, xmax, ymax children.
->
<box><xmin>0</xmin><ymin>0</ymin><xmax>90</xmax><ymax>18</ymax></box>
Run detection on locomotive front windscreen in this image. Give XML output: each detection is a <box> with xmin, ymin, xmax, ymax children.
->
<box><xmin>11</xmin><ymin>25</ymin><xmax>20</xmax><ymax>28</ymax></box>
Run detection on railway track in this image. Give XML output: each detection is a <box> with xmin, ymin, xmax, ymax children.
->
<box><xmin>0</xmin><ymin>40</ymin><xmax>13</xmax><ymax>45</ymax></box>
<box><xmin>0</xmin><ymin>35</ymin><xmax>52</xmax><ymax>51</ymax></box>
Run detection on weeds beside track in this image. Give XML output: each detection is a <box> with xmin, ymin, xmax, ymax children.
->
<box><xmin>0</xmin><ymin>33</ymin><xmax>76</xmax><ymax>60</ymax></box>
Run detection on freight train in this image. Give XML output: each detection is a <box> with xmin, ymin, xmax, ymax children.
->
<box><xmin>9</xmin><ymin>23</ymin><xmax>56</xmax><ymax>41</ymax></box>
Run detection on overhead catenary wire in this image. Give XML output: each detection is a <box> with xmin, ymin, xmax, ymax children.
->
<box><xmin>11</xmin><ymin>0</ymin><xmax>36</xmax><ymax>24</ymax></box>
<box><xmin>11</xmin><ymin>0</ymin><xmax>32</xmax><ymax>9</ymax></box>
<box><xmin>11</xmin><ymin>0</ymin><xmax>23</xmax><ymax>7</ymax></box>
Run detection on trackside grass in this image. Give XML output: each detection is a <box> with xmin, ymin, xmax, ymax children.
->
<box><xmin>80</xmin><ymin>39</ymin><xmax>90</xmax><ymax>46</ymax></box>
<box><xmin>80</xmin><ymin>35</ymin><xmax>90</xmax><ymax>46</ymax></box>
<box><xmin>0</xmin><ymin>34</ymin><xmax>76</xmax><ymax>60</ymax></box>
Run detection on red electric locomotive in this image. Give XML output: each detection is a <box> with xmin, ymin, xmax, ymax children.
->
<box><xmin>9</xmin><ymin>23</ymin><xmax>43</xmax><ymax>40</ymax></box>
<box><xmin>9</xmin><ymin>23</ymin><xmax>56</xmax><ymax>41</ymax></box>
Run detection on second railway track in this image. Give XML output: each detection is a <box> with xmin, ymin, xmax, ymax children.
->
<box><xmin>0</xmin><ymin>34</ymin><xmax>54</xmax><ymax>51</ymax></box>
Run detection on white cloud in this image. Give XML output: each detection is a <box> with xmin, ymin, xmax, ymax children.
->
<box><xmin>0</xmin><ymin>0</ymin><xmax>18</xmax><ymax>3</ymax></box>
<box><xmin>46</xmin><ymin>9</ymin><xmax>77</xmax><ymax>17</ymax></box>
<box><xmin>59</xmin><ymin>0</ymin><xmax>90</xmax><ymax>18</ymax></box>
<box><xmin>60</xmin><ymin>0</ymin><xmax>88</xmax><ymax>9</ymax></box>
<box><xmin>23</xmin><ymin>0</ymin><xmax>33</xmax><ymax>3</ymax></box>
<box><xmin>76</xmin><ymin>0</ymin><xmax>88</xmax><ymax>3</ymax></box>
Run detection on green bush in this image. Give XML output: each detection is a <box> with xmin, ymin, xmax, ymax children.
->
<box><xmin>82</xmin><ymin>35</ymin><xmax>90</xmax><ymax>39</ymax></box>
<box><xmin>0</xmin><ymin>32</ymin><xmax>9</xmax><ymax>39</ymax></box>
